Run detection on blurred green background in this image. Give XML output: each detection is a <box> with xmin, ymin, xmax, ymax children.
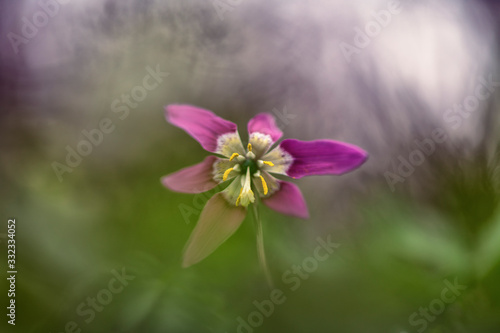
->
<box><xmin>1</xmin><ymin>0</ymin><xmax>500</xmax><ymax>332</ymax></box>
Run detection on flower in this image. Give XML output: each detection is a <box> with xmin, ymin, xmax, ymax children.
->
<box><xmin>162</xmin><ymin>105</ymin><xmax>368</xmax><ymax>267</ymax></box>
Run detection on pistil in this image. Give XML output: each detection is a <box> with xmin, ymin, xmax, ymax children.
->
<box><xmin>236</xmin><ymin>167</ymin><xmax>255</xmax><ymax>206</ymax></box>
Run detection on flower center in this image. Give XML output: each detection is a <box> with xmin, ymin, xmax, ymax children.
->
<box><xmin>241</xmin><ymin>158</ymin><xmax>258</xmax><ymax>175</ymax></box>
<box><xmin>222</xmin><ymin>143</ymin><xmax>275</xmax><ymax>206</ymax></box>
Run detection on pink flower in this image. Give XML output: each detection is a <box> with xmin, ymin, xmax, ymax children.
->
<box><xmin>162</xmin><ymin>105</ymin><xmax>368</xmax><ymax>267</ymax></box>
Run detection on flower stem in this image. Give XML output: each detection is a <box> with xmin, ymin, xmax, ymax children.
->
<box><xmin>251</xmin><ymin>202</ymin><xmax>274</xmax><ymax>289</ymax></box>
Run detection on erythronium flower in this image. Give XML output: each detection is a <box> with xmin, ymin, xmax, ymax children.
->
<box><xmin>161</xmin><ymin>105</ymin><xmax>368</xmax><ymax>272</ymax></box>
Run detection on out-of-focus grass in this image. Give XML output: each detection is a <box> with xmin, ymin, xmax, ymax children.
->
<box><xmin>3</xmin><ymin>131</ymin><xmax>499</xmax><ymax>333</ymax></box>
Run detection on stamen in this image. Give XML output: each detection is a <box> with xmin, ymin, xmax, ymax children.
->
<box><xmin>247</xmin><ymin>143</ymin><xmax>252</xmax><ymax>152</ymax></box>
<box><xmin>235</xmin><ymin>188</ymin><xmax>243</xmax><ymax>206</ymax></box>
<box><xmin>257</xmin><ymin>160</ymin><xmax>274</xmax><ymax>167</ymax></box>
<box><xmin>229</xmin><ymin>153</ymin><xmax>239</xmax><ymax>161</ymax></box>
<box><xmin>259</xmin><ymin>175</ymin><xmax>268</xmax><ymax>195</ymax></box>
<box><xmin>237</xmin><ymin>155</ymin><xmax>246</xmax><ymax>162</ymax></box>
<box><xmin>223</xmin><ymin>167</ymin><xmax>234</xmax><ymax>181</ymax></box>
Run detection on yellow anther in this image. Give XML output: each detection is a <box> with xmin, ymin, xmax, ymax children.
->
<box><xmin>223</xmin><ymin>167</ymin><xmax>234</xmax><ymax>181</ymax></box>
<box><xmin>229</xmin><ymin>153</ymin><xmax>239</xmax><ymax>161</ymax></box>
<box><xmin>259</xmin><ymin>175</ymin><xmax>268</xmax><ymax>195</ymax></box>
<box><xmin>247</xmin><ymin>143</ymin><xmax>252</xmax><ymax>152</ymax></box>
<box><xmin>262</xmin><ymin>161</ymin><xmax>274</xmax><ymax>167</ymax></box>
<box><xmin>235</xmin><ymin>188</ymin><xmax>243</xmax><ymax>206</ymax></box>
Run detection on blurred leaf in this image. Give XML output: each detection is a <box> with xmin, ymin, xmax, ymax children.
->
<box><xmin>121</xmin><ymin>281</ymin><xmax>164</xmax><ymax>330</ymax></box>
<box><xmin>475</xmin><ymin>208</ymin><xmax>500</xmax><ymax>278</ymax></box>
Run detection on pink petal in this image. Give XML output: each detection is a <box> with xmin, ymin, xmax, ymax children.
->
<box><xmin>161</xmin><ymin>156</ymin><xmax>218</xmax><ymax>193</ymax></box>
<box><xmin>263</xmin><ymin>181</ymin><xmax>309</xmax><ymax>219</ymax></box>
<box><xmin>166</xmin><ymin>105</ymin><xmax>241</xmax><ymax>154</ymax></box>
<box><xmin>247</xmin><ymin>113</ymin><xmax>283</xmax><ymax>142</ymax></box>
<box><xmin>183</xmin><ymin>193</ymin><xmax>246</xmax><ymax>267</ymax></box>
<box><xmin>279</xmin><ymin>139</ymin><xmax>368</xmax><ymax>179</ymax></box>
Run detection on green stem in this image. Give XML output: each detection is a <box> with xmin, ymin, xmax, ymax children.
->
<box><xmin>251</xmin><ymin>202</ymin><xmax>274</xmax><ymax>289</ymax></box>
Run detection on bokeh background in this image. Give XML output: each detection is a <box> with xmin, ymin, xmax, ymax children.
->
<box><xmin>1</xmin><ymin>0</ymin><xmax>500</xmax><ymax>332</ymax></box>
